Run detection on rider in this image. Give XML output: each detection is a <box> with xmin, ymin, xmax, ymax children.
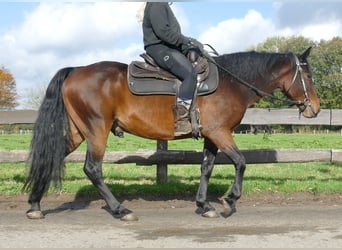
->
<box><xmin>141</xmin><ymin>2</ymin><xmax>204</xmax><ymax>136</ymax></box>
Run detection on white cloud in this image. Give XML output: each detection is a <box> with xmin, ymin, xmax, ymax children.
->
<box><xmin>199</xmin><ymin>10</ymin><xmax>275</xmax><ymax>53</ymax></box>
<box><xmin>16</xmin><ymin>2</ymin><xmax>141</xmax><ymax>53</ymax></box>
<box><xmin>0</xmin><ymin>2</ymin><xmax>144</xmax><ymax>105</ymax></box>
<box><xmin>290</xmin><ymin>21</ymin><xmax>342</xmax><ymax>42</ymax></box>
<box><xmin>198</xmin><ymin>7</ymin><xmax>342</xmax><ymax>54</ymax></box>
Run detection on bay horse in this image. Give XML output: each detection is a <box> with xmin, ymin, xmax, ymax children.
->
<box><xmin>24</xmin><ymin>47</ymin><xmax>320</xmax><ymax>221</ymax></box>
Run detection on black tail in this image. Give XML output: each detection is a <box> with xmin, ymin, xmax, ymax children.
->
<box><xmin>24</xmin><ymin>67</ymin><xmax>74</xmax><ymax>197</ymax></box>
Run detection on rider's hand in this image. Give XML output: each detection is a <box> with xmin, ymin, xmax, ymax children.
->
<box><xmin>188</xmin><ymin>38</ymin><xmax>204</xmax><ymax>51</ymax></box>
<box><xmin>181</xmin><ymin>36</ymin><xmax>204</xmax><ymax>55</ymax></box>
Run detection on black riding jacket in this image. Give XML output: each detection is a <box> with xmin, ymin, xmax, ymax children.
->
<box><xmin>143</xmin><ymin>2</ymin><xmax>188</xmax><ymax>50</ymax></box>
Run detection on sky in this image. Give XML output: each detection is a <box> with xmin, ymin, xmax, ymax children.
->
<box><xmin>0</xmin><ymin>1</ymin><xmax>342</xmax><ymax>107</ymax></box>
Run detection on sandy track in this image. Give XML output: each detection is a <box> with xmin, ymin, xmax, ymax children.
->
<box><xmin>1</xmin><ymin>193</ymin><xmax>342</xmax><ymax>248</ymax></box>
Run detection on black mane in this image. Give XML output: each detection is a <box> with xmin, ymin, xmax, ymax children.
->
<box><xmin>214</xmin><ymin>51</ymin><xmax>292</xmax><ymax>82</ymax></box>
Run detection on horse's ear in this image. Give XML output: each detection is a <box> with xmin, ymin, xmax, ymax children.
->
<box><xmin>300</xmin><ymin>47</ymin><xmax>312</xmax><ymax>60</ymax></box>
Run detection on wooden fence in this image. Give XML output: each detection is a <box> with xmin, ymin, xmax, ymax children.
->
<box><xmin>1</xmin><ymin>109</ymin><xmax>342</xmax><ymax>182</ymax></box>
<box><xmin>1</xmin><ymin>108</ymin><xmax>342</xmax><ymax>125</ymax></box>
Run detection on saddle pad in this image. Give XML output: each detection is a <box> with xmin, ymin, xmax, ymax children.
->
<box><xmin>127</xmin><ymin>61</ymin><xmax>219</xmax><ymax>96</ymax></box>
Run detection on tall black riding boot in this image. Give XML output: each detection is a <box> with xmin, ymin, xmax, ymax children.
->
<box><xmin>172</xmin><ymin>103</ymin><xmax>192</xmax><ymax>136</ymax></box>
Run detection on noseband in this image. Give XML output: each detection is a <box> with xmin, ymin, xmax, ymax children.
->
<box><xmin>285</xmin><ymin>55</ymin><xmax>314</xmax><ymax>116</ymax></box>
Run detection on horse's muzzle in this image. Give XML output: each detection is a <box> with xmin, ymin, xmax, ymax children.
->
<box><xmin>300</xmin><ymin>99</ymin><xmax>320</xmax><ymax>118</ymax></box>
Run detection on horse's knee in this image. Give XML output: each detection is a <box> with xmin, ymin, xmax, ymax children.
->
<box><xmin>237</xmin><ymin>154</ymin><xmax>246</xmax><ymax>168</ymax></box>
<box><xmin>200</xmin><ymin>165</ymin><xmax>213</xmax><ymax>178</ymax></box>
<box><xmin>234</xmin><ymin>155</ymin><xmax>246</xmax><ymax>174</ymax></box>
<box><xmin>239</xmin><ymin>162</ymin><xmax>246</xmax><ymax>174</ymax></box>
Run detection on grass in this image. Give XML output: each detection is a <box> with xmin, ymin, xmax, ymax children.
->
<box><xmin>1</xmin><ymin>161</ymin><xmax>341</xmax><ymax>197</ymax></box>
<box><xmin>0</xmin><ymin>132</ymin><xmax>341</xmax><ymax>196</ymax></box>
<box><xmin>1</xmin><ymin>132</ymin><xmax>341</xmax><ymax>151</ymax></box>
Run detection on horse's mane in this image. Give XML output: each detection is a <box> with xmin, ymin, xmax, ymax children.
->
<box><xmin>213</xmin><ymin>51</ymin><xmax>292</xmax><ymax>82</ymax></box>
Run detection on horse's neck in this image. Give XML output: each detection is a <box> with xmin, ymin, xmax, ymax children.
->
<box><xmin>218</xmin><ymin>52</ymin><xmax>291</xmax><ymax>107</ymax></box>
<box><xmin>249</xmin><ymin>56</ymin><xmax>292</xmax><ymax>105</ymax></box>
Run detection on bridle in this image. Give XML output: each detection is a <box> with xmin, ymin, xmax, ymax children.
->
<box><xmin>284</xmin><ymin>54</ymin><xmax>315</xmax><ymax>116</ymax></box>
<box><xmin>201</xmin><ymin>46</ymin><xmax>315</xmax><ymax>116</ymax></box>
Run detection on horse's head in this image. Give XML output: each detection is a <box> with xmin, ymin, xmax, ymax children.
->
<box><xmin>281</xmin><ymin>47</ymin><xmax>320</xmax><ymax>118</ymax></box>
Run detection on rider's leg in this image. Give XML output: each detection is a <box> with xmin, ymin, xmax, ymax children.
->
<box><xmin>146</xmin><ymin>44</ymin><xmax>197</xmax><ymax>135</ymax></box>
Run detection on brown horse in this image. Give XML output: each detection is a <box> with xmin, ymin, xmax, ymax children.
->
<box><xmin>24</xmin><ymin>47</ymin><xmax>320</xmax><ymax>221</ymax></box>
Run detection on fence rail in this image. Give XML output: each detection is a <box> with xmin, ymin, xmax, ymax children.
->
<box><xmin>241</xmin><ymin>108</ymin><xmax>342</xmax><ymax>125</ymax></box>
<box><xmin>1</xmin><ymin>108</ymin><xmax>342</xmax><ymax>125</ymax></box>
<box><xmin>1</xmin><ymin>149</ymin><xmax>341</xmax><ymax>164</ymax></box>
<box><xmin>1</xmin><ymin>109</ymin><xmax>341</xmax><ymax>182</ymax></box>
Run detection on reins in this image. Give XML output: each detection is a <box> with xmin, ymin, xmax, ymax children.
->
<box><xmin>201</xmin><ymin>44</ymin><xmax>306</xmax><ymax>107</ymax></box>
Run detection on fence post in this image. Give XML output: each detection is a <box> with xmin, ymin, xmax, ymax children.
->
<box><xmin>156</xmin><ymin>140</ymin><xmax>168</xmax><ymax>183</ymax></box>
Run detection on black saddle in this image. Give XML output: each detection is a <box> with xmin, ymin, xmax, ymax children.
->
<box><xmin>127</xmin><ymin>52</ymin><xmax>218</xmax><ymax>96</ymax></box>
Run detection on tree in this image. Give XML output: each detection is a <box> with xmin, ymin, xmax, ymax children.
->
<box><xmin>317</xmin><ymin>73</ymin><xmax>342</xmax><ymax>108</ymax></box>
<box><xmin>312</xmin><ymin>37</ymin><xmax>342</xmax><ymax>109</ymax></box>
<box><xmin>0</xmin><ymin>67</ymin><xmax>18</xmax><ymax>110</ymax></box>
<box><xmin>22</xmin><ymin>83</ymin><xmax>47</xmax><ymax>110</ymax></box>
<box><xmin>253</xmin><ymin>36</ymin><xmax>316</xmax><ymax>54</ymax></box>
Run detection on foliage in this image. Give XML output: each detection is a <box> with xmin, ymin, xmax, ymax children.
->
<box><xmin>0</xmin><ymin>67</ymin><xmax>17</xmax><ymax>110</ymax></box>
<box><xmin>313</xmin><ymin>37</ymin><xmax>342</xmax><ymax>109</ymax></box>
<box><xmin>253</xmin><ymin>35</ymin><xmax>316</xmax><ymax>53</ymax></box>
<box><xmin>251</xmin><ymin>36</ymin><xmax>342</xmax><ymax>109</ymax></box>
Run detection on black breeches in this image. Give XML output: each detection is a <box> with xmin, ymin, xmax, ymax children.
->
<box><xmin>146</xmin><ymin>44</ymin><xmax>197</xmax><ymax>100</ymax></box>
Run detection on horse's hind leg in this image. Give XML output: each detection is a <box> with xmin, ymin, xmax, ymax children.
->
<box><xmin>83</xmin><ymin>139</ymin><xmax>138</xmax><ymax>221</ymax></box>
<box><xmin>26</xmin><ymin>120</ymin><xmax>84</xmax><ymax>219</ymax></box>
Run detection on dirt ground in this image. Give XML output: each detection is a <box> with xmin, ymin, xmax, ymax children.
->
<box><xmin>1</xmin><ymin>192</ymin><xmax>342</xmax><ymax>248</ymax></box>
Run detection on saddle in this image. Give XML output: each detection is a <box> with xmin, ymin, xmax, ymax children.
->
<box><xmin>127</xmin><ymin>52</ymin><xmax>218</xmax><ymax>96</ymax></box>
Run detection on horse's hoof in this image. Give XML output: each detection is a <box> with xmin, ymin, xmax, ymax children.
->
<box><xmin>221</xmin><ymin>198</ymin><xmax>236</xmax><ymax>218</ymax></box>
<box><xmin>26</xmin><ymin>210</ymin><xmax>45</xmax><ymax>219</ymax></box>
<box><xmin>222</xmin><ymin>205</ymin><xmax>233</xmax><ymax>217</ymax></box>
<box><xmin>202</xmin><ymin>210</ymin><xmax>219</xmax><ymax>218</ymax></box>
<box><xmin>120</xmin><ymin>213</ymin><xmax>139</xmax><ymax>221</ymax></box>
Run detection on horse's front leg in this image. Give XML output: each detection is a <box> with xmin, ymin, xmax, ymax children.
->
<box><xmin>83</xmin><ymin>148</ymin><xmax>138</xmax><ymax>221</ymax></box>
<box><xmin>220</xmin><ymin>146</ymin><xmax>246</xmax><ymax>218</ymax></box>
<box><xmin>196</xmin><ymin>138</ymin><xmax>219</xmax><ymax>218</ymax></box>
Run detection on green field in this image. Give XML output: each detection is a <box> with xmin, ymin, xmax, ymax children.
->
<box><xmin>0</xmin><ymin>133</ymin><xmax>341</xmax><ymax>196</ymax></box>
<box><xmin>1</xmin><ymin>132</ymin><xmax>341</xmax><ymax>151</ymax></box>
